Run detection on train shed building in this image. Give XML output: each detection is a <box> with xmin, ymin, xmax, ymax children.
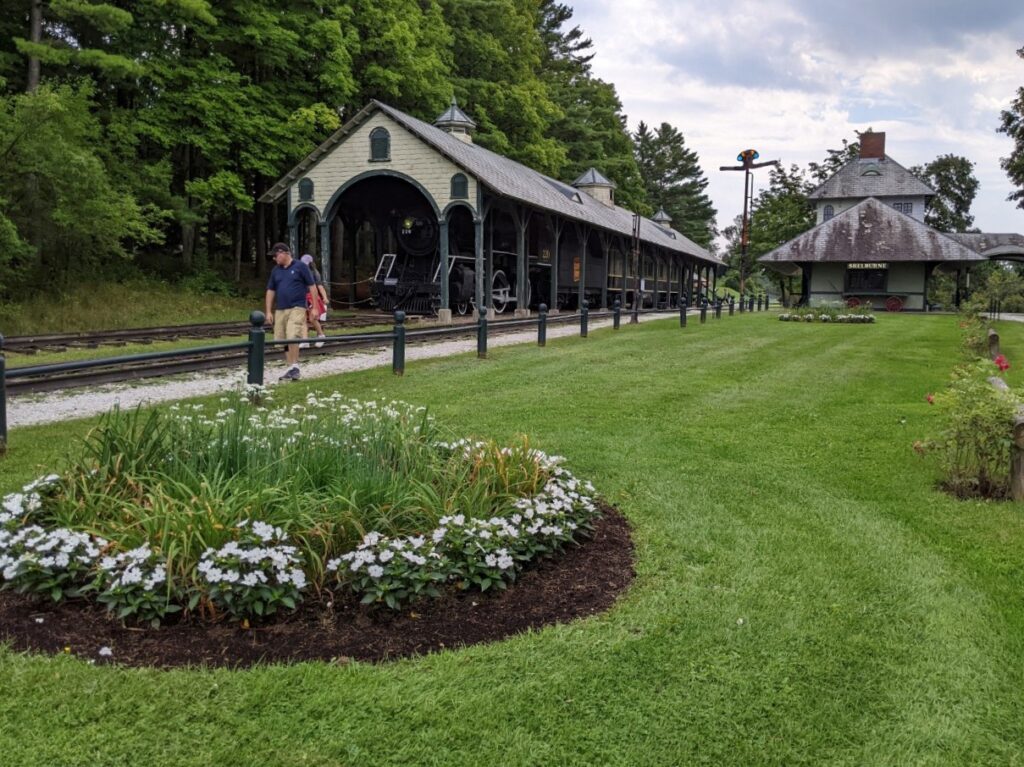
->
<box><xmin>759</xmin><ymin>132</ymin><xmax>1024</xmax><ymax>310</ymax></box>
<box><xmin>259</xmin><ymin>99</ymin><xmax>721</xmax><ymax>320</ymax></box>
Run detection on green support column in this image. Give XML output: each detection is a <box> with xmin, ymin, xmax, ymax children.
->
<box><xmin>439</xmin><ymin>217</ymin><xmax>450</xmax><ymax>314</ymax></box>
<box><xmin>318</xmin><ymin>222</ymin><xmax>331</xmax><ymax>306</ymax></box>
<box><xmin>599</xmin><ymin>234</ymin><xmax>610</xmax><ymax>309</ymax></box>
<box><xmin>486</xmin><ymin>217</ymin><xmax>494</xmax><ymax>318</ymax></box>
<box><xmin>551</xmin><ymin>217</ymin><xmax>562</xmax><ymax>313</ymax></box>
<box><xmin>474</xmin><ymin>217</ymin><xmax>484</xmax><ymax>316</ymax></box>
<box><xmin>577</xmin><ymin>227</ymin><xmax>588</xmax><ymax>311</ymax></box>
<box><xmin>515</xmin><ymin>208</ymin><xmax>528</xmax><ymax>317</ymax></box>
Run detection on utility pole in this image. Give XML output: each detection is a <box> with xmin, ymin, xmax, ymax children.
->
<box><xmin>720</xmin><ymin>149</ymin><xmax>779</xmax><ymax>295</ymax></box>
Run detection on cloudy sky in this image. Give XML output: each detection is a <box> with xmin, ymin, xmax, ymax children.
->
<box><xmin>571</xmin><ymin>0</ymin><xmax>1024</xmax><ymax>236</ymax></box>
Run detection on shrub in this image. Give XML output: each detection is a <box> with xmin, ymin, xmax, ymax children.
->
<box><xmin>0</xmin><ymin>394</ymin><xmax>603</xmax><ymax>621</ymax></box>
<box><xmin>919</xmin><ymin>358</ymin><xmax>1019</xmax><ymax>498</ymax></box>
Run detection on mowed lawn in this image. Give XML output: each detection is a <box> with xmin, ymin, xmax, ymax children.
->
<box><xmin>2</xmin><ymin>313</ymin><xmax>1023</xmax><ymax>766</ymax></box>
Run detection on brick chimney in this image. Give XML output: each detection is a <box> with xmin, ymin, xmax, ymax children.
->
<box><xmin>859</xmin><ymin>132</ymin><xmax>886</xmax><ymax>160</ymax></box>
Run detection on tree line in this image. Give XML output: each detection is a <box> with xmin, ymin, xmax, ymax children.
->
<box><xmin>0</xmin><ymin>0</ymin><xmax>716</xmax><ymax>298</ymax></box>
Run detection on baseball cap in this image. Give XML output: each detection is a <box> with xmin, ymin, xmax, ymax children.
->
<box><xmin>269</xmin><ymin>242</ymin><xmax>290</xmax><ymax>255</ymax></box>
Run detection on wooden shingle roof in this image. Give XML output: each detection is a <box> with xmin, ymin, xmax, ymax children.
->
<box><xmin>260</xmin><ymin>100</ymin><xmax>718</xmax><ymax>265</ymax></box>
<box><xmin>808</xmin><ymin>156</ymin><xmax>935</xmax><ymax>201</ymax></box>
<box><xmin>758</xmin><ymin>198</ymin><xmax>987</xmax><ymax>264</ymax></box>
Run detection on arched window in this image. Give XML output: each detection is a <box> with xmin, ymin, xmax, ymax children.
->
<box><xmin>450</xmin><ymin>173</ymin><xmax>468</xmax><ymax>199</ymax></box>
<box><xmin>298</xmin><ymin>178</ymin><xmax>314</xmax><ymax>202</ymax></box>
<box><xmin>369</xmin><ymin>127</ymin><xmax>390</xmax><ymax>161</ymax></box>
<box><xmin>823</xmin><ymin>204</ymin><xmax>834</xmax><ymax>222</ymax></box>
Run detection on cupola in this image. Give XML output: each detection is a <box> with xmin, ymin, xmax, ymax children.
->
<box><xmin>652</xmin><ymin>208</ymin><xmax>673</xmax><ymax>228</ymax></box>
<box><xmin>434</xmin><ymin>97</ymin><xmax>476</xmax><ymax>144</ymax></box>
<box><xmin>572</xmin><ymin>168</ymin><xmax>616</xmax><ymax>207</ymax></box>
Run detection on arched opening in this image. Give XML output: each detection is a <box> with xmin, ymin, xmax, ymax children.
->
<box><xmin>324</xmin><ymin>174</ymin><xmax>440</xmax><ymax>312</ymax></box>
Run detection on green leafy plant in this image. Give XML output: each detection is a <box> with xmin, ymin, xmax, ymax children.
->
<box><xmin>918</xmin><ymin>358</ymin><xmax>1019</xmax><ymax>498</ymax></box>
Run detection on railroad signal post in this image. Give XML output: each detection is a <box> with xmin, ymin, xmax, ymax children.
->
<box><xmin>720</xmin><ymin>149</ymin><xmax>779</xmax><ymax>298</ymax></box>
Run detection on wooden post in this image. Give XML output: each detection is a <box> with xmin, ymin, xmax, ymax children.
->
<box><xmin>1013</xmin><ymin>416</ymin><xmax>1024</xmax><ymax>502</ymax></box>
<box><xmin>988</xmin><ymin>328</ymin><xmax>1000</xmax><ymax>360</ymax></box>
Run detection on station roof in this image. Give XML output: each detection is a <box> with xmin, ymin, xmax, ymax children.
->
<box><xmin>758</xmin><ymin>197</ymin><xmax>988</xmax><ymax>265</ymax></box>
<box><xmin>260</xmin><ymin>100</ymin><xmax>718</xmax><ymax>265</ymax></box>
<box><xmin>946</xmin><ymin>232</ymin><xmax>1024</xmax><ymax>259</ymax></box>
<box><xmin>808</xmin><ymin>156</ymin><xmax>936</xmax><ymax>201</ymax></box>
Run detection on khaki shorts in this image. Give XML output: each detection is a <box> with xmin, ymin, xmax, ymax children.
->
<box><xmin>273</xmin><ymin>307</ymin><xmax>307</xmax><ymax>342</ymax></box>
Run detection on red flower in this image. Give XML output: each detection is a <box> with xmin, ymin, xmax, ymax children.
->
<box><xmin>926</xmin><ymin>393</ymin><xmax>934</xmax><ymax>404</ymax></box>
<box><xmin>994</xmin><ymin>354</ymin><xmax>1010</xmax><ymax>372</ymax></box>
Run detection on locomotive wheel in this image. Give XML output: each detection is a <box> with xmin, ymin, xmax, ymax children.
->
<box><xmin>455</xmin><ymin>302</ymin><xmax>469</xmax><ymax>315</ymax></box>
<box><xmin>884</xmin><ymin>296</ymin><xmax>904</xmax><ymax>312</ymax></box>
<box><xmin>492</xmin><ymin>270</ymin><xmax>511</xmax><ymax>314</ymax></box>
<box><xmin>845</xmin><ymin>297</ymin><xmax>861</xmax><ymax>308</ymax></box>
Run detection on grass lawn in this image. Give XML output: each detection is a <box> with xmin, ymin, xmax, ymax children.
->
<box><xmin>2</xmin><ymin>312</ymin><xmax>1023</xmax><ymax>766</ymax></box>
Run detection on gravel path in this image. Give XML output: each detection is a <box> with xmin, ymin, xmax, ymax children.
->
<box><xmin>8</xmin><ymin>312</ymin><xmax>676</xmax><ymax>428</ymax></box>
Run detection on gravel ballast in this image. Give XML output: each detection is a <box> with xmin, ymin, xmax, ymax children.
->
<box><xmin>8</xmin><ymin>313</ymin><xmax>674</xmax><ymax>428</ymax></box>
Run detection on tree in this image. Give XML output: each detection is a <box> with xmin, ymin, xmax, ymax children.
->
<box><xmin>537</xmin><ymin>0</ymin><xmax>645</xmax><ymax>210</ymax></box>
<box><xmin>910</xmin><ymin>154</ymin><xmax>979</xmax><ymax>232</ymax></box>
<box><xmin>807</xmin><ymin>132</ymin><xmax>867</xmax><ymax>183</ymax></box>
<box><xmin>744</xmin><ymin>164</ymin><xmax>815</xmax><ymax>298</ymax></box>
<box><xmin>441</xmin><ymin>0</ymin><xmax>565</xmax><ymax>176</ymax></box>
<box><xmin>0</xmin><ymin>84</ymin><xmax>160</xmax><ymax>296</ymax></box>
<box><xmin>10</xmin><ymin>0</ymin><xmax>141</xmax><ymax>92</ymax></box>
<box><xmin>633</xmin><ymin>121</ymin><xmax>716</xmax><ymax>246</ymax></box>
<box><xmin>999</xmin><ymin>45</ymin><xmax>1024</xmax><ymax>212</ymax></box>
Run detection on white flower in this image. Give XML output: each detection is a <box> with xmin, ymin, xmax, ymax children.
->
<box><xmin>98</xmin><ymin>646</ymin><xmax>113</xmax><ymax>657</ymax></box>
<box><xmin>367</xmin><ymin>565</ymin><xmax>384</xmax><ymax>579</ymax></box>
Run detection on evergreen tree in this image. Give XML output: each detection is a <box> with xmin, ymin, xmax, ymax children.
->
<box><xmin>999</xmin><ymin>45</ymin><xmax>1024</xmax><ymax>212</ymax></box>
<box><xmin>910</xmin><ymin>154</ymin><xmax>979</xmax><ymax>232</ymax></box>
<box><xmin>536</xmin><ymin>0</ymin><xmax>645</xmax><ymax>210</ymax></box>
<box><xmin>633</xmin><ymin>121</ymin><xmax>716</xmax><ymax>246</ymax></box>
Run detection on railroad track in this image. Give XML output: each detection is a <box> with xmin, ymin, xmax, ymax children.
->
<box><xmin>4</xmin><ymin>313</ymin><xmax>594</xmax><ymax>396</ymax></box>
<box><xmin>1</xmin><ymin>315</ymin><xmax>405</xmax><ymax>355</ymax></box>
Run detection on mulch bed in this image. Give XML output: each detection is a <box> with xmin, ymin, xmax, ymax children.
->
<box><xmin>0</xmin><ymin>506</ymin><xmax>634</xmax><ymax>669</ymax></box>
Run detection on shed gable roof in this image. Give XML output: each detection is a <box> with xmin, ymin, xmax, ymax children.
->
<box><xmin>758</xmin><ymin>197</ymin><xmax>987</xmax><ymax>264</ymax></box>
<box><xmin>808</xmin><ymin>155</ymin><xmax>936</xmax><ymax>201</ymax></box>
<box><xmin>260</xmin><ymin>100</ymin><xmax>717</xmax><ymax>264</ymax></box>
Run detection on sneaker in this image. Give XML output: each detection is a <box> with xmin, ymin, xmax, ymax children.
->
<box><xmin>298</xmin><ymin>342</ymin><xmax>310</xmax><ymax>349</ymax></box>
<box><xmin>278</xmin><ymin>366</ymin><xmax>300</xmax><ymax>382</ymax></box>
<box><xmin>314</xmin><ymin>334</ymin><xmax>326</xmax><ymax>348</ymax></box>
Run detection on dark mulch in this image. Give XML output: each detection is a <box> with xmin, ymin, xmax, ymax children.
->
<box><xmin>0</xmin><ymin>506</ymin><xmax>634</xmax><ymax>669</ymax></box>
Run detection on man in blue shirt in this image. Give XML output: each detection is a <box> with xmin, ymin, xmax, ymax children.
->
<box><xmin>265</xmin><ymin>242</ymin><xmax>316</xmax><ymax>381</ymax></box>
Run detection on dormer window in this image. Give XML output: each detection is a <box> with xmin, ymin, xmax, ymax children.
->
<box><xmin>450</xmin><ymin>173</ymin><xmax>468</xmax><ymax>199</ymax></box>
<box><xmin>823</xmin><ymin>204</ymin><xmax>834</xmax><ymax>221</ymax></box>
<box><xmin>860</xmin><ymin>163</ymin><xmax>881</xmax><ymax>176</ymax></box>
<box><xmin>369</xmin><ymin>127</ymin><xmax>390</xmax><ymax>161</ymax></box>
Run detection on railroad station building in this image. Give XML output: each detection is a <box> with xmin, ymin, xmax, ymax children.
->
<box><xmin>759</xmin><ymin>132</ymin><xmax>1024</xmax><ymax>310</ymax></box>
<box><xmin>259</xmin><ymin>99</ymin><xmax>723</xmax><ymax>320</ymax></box>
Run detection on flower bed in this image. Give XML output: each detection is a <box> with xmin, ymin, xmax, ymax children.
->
<box><xmin>1</xmin><ymin>393</ymin><xmax>601</xmax><ymax>624</ymax></box>
<box><xmin>778</xmin><ymin>311</ymin><xmax>875</xmax><ymax>323</ymax></box>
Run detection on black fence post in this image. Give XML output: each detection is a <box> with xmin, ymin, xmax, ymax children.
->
<box><xmin>756</xmin><ymin>295</ymin><xmax>762</xmax><ymax>311</ymax></box>
<box><xmin>700</xmin><ymin>302</ymin><xmax>707</xmax><ymax>324</ymax></box>
<box><xmin>393</xmin><ymin>310</ymin><xmax>406</xmax><ymax>375</ymax></box>
<box><xmin>580</xmin><ymin>305</ymin><xmax>589</xmax><ymax>337</ymax></box>
<box><xmin>764</xmin><ymin>295</ymin><xmax>770</xmax><ymax>310</ymax></box>
<box><xmin>613</xmin><ymin>299</ymin><xmax>621</xmax><ymax>330</ymax></box>
<box><xmin>477</xmin><ymin>313</ymin><xmax>488</xmax><ymax>359</ymax></box>
<box><xmin>0</xmin><ymin>333</ymin><xmax>6</xmax><ymax>456</ymax></box>
<box><xmin>739</xmin><ymin>294</ymin><xmax>745</xmax><ymax>313</ymax></box>
<box><xmin>680</xmin><ymin>299</ymin><xmax>687</xmax><ymax>327</ymax></box>
<box><xmin>715</xmin><ymin>300</ymin><xmax>722</xmax><ymax>319</ymax></box>
<box><xmin>729</xmin><ymin>297</ymin><xmax>735</xmax><ymax>316</ymax></box>
<box><xmin>247</xmin><ymin>311</ymin><xmax>266</xmax><ymax>386</ymax></box>
<box><xmin>538</xmin><ymin>303</ymin><xmax>548</xmax><ymax>346</ymax></box>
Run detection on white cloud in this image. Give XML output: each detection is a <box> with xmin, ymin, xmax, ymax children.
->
<box><xmin>571</xmin><ymin>0</ymin><xmax>1024</xmax><ymax>234</ymax></box>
